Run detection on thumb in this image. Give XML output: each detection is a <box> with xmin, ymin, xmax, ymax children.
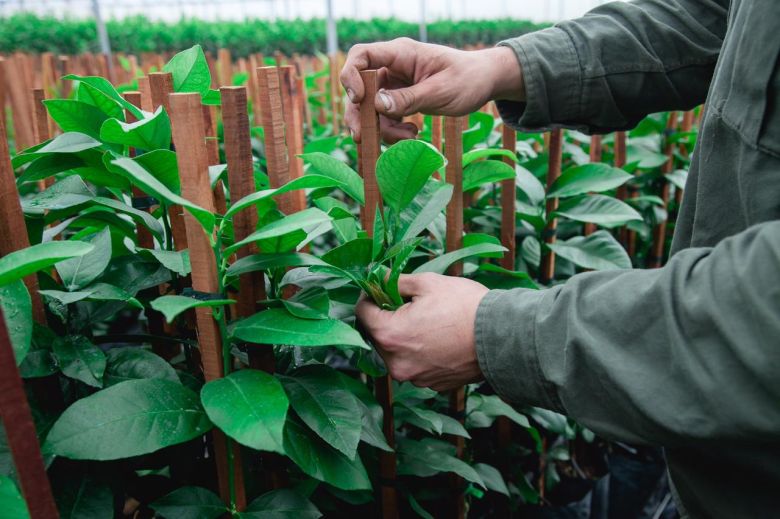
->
<box><xmin>375</xmin><ymin>81</ymin><xmax>433</xmax><ymax>119</ymax></box>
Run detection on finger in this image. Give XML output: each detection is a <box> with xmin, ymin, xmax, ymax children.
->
<box><xmin>396</xmin><ymin>273</ymin><xmax>435</xmax><ymax>298</ymax></box>
<box><xmin>344</xmin><ymin>101</ymin><xmax>361</xmax><ymax>142</ymax></box>
<box><xmin>341</xmin><ymin>39</ymin><xmax>414</xmax><ymax>103</ymax></box>
<box><xmin>375</xmin><ymin>80</ymin><xmax>437</xmax><ymax>119</ymax></box>
<box><xmin>381</xmin><ymin>119</ymin><xmax>419</xmax><ymax>144</ymax></box>
<box><xmin>355</xmin><ymin>296</ymin><xmax>390</xmax><ymax>336</ymax></box>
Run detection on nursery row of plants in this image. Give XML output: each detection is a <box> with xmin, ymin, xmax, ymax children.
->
<box><xmin>0</xmin><ymin>45</ymin><xmax>697</xmax><ymax>518</ymax></box>
<box><xmin>0</xmin><ymin>14</ymin><xmax>548</xmax><ymax>56</ymax></box>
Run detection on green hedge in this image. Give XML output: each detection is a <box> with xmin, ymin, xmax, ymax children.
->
<box><xmin>0</xmin><ymin>14</ymin><xmax>549</xmax><ymax>56</ymax></box>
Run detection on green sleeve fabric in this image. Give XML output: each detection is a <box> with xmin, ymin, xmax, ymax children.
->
<box><xmin>475</xmin><ymin>220</ymin><xmax>780</xmax><ymax>447</ymax></box>
<box><xmin>497</xmin><ymin>0</ymin><xmax>729</xmax><ymax>133</ymax></box>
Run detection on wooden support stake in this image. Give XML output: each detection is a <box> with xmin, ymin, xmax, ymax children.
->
<box><xmin>540</xmin><ymin>129</ymin><xmax>563</xmax><ymax>284</ymax></box>
<box><xmin>123</xmin><ymin>91</ymin><xmax>155</xmax><ymax>250</ymax></box>
<box><xmin>169</xmin><ymin>92</ymin><xmax>247</xmax><ymax>510</ymax></box>
<box><xmin>256</xmin><ymin>67</ymin><xmax>293</xmax><ymax>213</ymax></box>
<box><xmin>444</xmin><ymin>115</ymin><xmax>467</xmax><ymax>519</ymax></box>
<box><xmin>500</xmin><ymin>125</ymin><xmax>517</xmax><ymax>270</ymax></box>
<box><xmin>328</xmin><ymin>54</ymin><xmax>341</xmax><ymax>135</ymax></box>
<box><xmin>358</xmin><ymin>70</ymin><xmax>397</xmax><ymax>519</ymax></box>
<box><xmin>1</xmin><ymin>57</ymin><xmax>35</xmax><ymax>152</ymax></box>
<box><xmin>0</xmin><ymin>310</ymin><xmax>59</xmax><ymax>519</ymax></box>
<box><xmin>279</xmin><ymin>66</ymin><xmax>306</xmax><ymax>213</ymax></box>
<box><xmin>647</xmin><ymin>112</ymin><xmax>678</xmax><ymax>269</ymax></box>
<box><xmin>431</xmin><ymin>115</ymin><xmax>443</xmax><ymax>152</ymax></box>
<box><xmin>218</xmin><ymin>48</ymin><xmax>233</xmax><ymax>86</ymax></box>
<box><xmin>202</xmin><ymin>105</ymin><xmax>228</xmax><ymax>214</ymax></box>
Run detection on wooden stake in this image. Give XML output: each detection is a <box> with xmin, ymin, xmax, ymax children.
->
<box><xmin>1</xmin><ymin>57</ymin><xmax>35</xmax><ymax>152</ymax></box>
<box><xmin>256</xmin><ymin>67</ymin><xmax>293</xmax><ymax>213</ymax></box>
<box><xmin>218</xmin><ymin>48</ymin><xmax>233</xmax><ymax>86</ymax></box>
<box><xmin>500</xmin><ymin>125</ymin><xmax>517</xmax><ymax>270</ymax></box>
<box><xmin>169</xmin><ymin>92</ymin><xmax>247</xmax><ymax>510</ymax></box>
<box><xmin>279</xmin><ymin>67</ymin><xmax>306</xmax><ymax>213</ymax></box>
<box><xmin>328</xmin><ymin>54</ymin><xmax>341</xmax><ymax>135</ymax></box>
<box><xmin>31</xmin><ymin>88</ymin><xmax>50</xmax><ymax>144</ymax></box>
<box><xmin>201</xmin><ymin>105</ymin><xmax>228</xmax><ymax>214</ymax></box>
<box><xmin>431</xmin><ymin>115</ymin><xmax>443</xmax><ymax>152</ymax></box>
<box><xmin>648</xmin><ymin>112</ymin><xmax>678</xmax><ymax>269</ymax></box>
<box><xmin>540</xmin><ymin>129</ymin><xmax>563</xmax><ymax>284</ymax></box>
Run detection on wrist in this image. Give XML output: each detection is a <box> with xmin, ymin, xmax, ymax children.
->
<box><xmin>485</xmin><ymin>46</ymin><xmax>526</xmax><ymax>103</ymax></box>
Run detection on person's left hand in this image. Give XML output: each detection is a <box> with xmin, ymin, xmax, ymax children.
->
<box><xmin>356</xmin><ymin>273</ymin><xmax>490</xmax><ymax>391</ymax></box>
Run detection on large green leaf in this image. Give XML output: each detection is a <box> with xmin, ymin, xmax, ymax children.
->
<box><xmin>0</xmin><ymin>476</ymin><xmax>29</xmax><ymax>519</ymax></box>
<box><xmin>546</xmin><ymin>231</ymin><xmax>631</xmax><ymax>270</ymax></box>
<box><xmin>376</xmin><ymin>140</ymin><xmax>445</xmax><ymax>213</ymax></box>
<box><xmin>466</xmin><ymin>393</ymin><xmax>530</xmax><ymax>429</ymax></box>
<box><xmin>100</xmin><ymin>106</ymin><xmax>171</xmax><ymax>151</ymax></box>
<box><xmin>0</xmin><ymin>281</ymin><xmax>32</xmax><ymax>365</ymax></box>
<box><xmin>52</xmin><ymin>335</ymin><xmax>106</xmax><ymax>388</ymax></box>
<box><xmin>150</xmin><ymin>486</ymin><xmax>227</xmax><ymax>519</ymax></box>
<box><xmin>132</xmin><ymin>149</ymin><xmax>181</xmax><ymax>193</ymax></box>
<box><xmin>150</xmin><ymin>295</ymin><xmax>233</xmax><ymax>324</ymax></box>
<box><xmin>554</xmin><ymin>195</ymin><xmax>642</xmax><ymax>227</ymax></box>
<box><xmin>139</xmin><ymin>249</ymin><xmax>191</xmax><ymax>276</ymax></box>
<box><xmin>412</xmin><ymin>243</ymin><xmax>507</xmax><ymax>275</ymax></box>
<box><xmin>224</xmin><ymin>175</ymin><xmax>339</xmax><ymax>220</ymax></box>
<box><xmin>547</xmin><ymin>163</ymin><xmax>633</xmax><ymax>198</ymax></box>
<box><xmin>301</xmin><ymin>152</ymin><xmax>364</xmax><ymax>203</ymax></box>
<box><xmin>238</xmin><ymin>489</ymin><xmax>321</xmax><ymax>519</ymax></box>
<box><xmin>39</xmin><ymin>283</ymin><xmax>141</xmax><ymax>309</ymax></box>
<box><xmin>110</xmin><ymin>157</ymin><xmax>215</xmax><ymax>233</ymax></box>
<box><xmin>473</xmin><ymin>463</ymin><xmax>509</xmax><ymax>496</ymax></box>
<box><xmin>224</xmin><ymin>208</ymin><xmax>332</xmax><ymax>257</ymax></box>
<box><xmin>163</xmin><ymin>45</ymin><xmax>212</xmax><ymax>96</ymax></box>
<box><xmin>397</xmin><ymin>181</ymin><xmax>453</xmax><ymax>242</ymax></box>
<box><xmin>462</xmin><ymin>112</ymin><xmax>495</xmax><ymax>152</ymax></box>
<box><xmin>231</xmin><ymin>308</ymin><xmax>369</xmax><ymax>350</ymax></box>
<box><xmin>11</xmin><ymin>132</ymin><xmax>102</xmax><ymax>169</ymax></box>
<box><xmin>282</xmin><ymin>286</ymin><xmax>330</xmax><ymax>320</ymax></box>
<box><xmin>283</xmin><ymin>418</ymin><xmax>371</xmax><ymax>491</ymax></box>
<box><xmin>279</xmin><ymin>365</ymin><xmax>362</xmax><ymax>458</ymax></box>
<box><xmin>320</xmin><ymin>238</ymin><xmax>372</xmax><ymax>276</ymax></box>
<box><xmin>56</xmin><ymin>227</ymin><xmax>112</xmax><ymax>290</ymax></box>
<box><xmin>226</xmin><ymin>253</ymin><xmax>326</xmax><ymax>278</ymax></box>
<box><xmin>201</xmin><ymin>369</ymin><xmax>288</xmax><ymax>454</ymax></box>
<box><xmin>77</xmin><ymin>81</ymin><xmax>125</xmax><ymax>120</ymax></box>
<box><xmin>44</xmin><ymin>379</ymin><xmax>212</xmax><ymax>460</ymax></box>
<box><xmin>43</xmin><ymin>100</ymin><xmax>110</xmax><ymax>140</ymax></box>
<box><xmin>463</xmin><ymin>160</ymin><xmax>515</xmax><ymax>192</ymax></box>
<box><xmin>54</xmin><ymin>475</ymin><xmax>113</xmax><ymax>519</ymax></box>
<box><xmin>104</xmin><ymin>347</ymin><xmax>179</xmax><ymax>387</ymax></box>
<box><xmin>63</xmin><ymin>75</ymin><xmax>144</xmax><ymax>120</ymax></box>
<box><xmin>397</xmin><ymin>438</ymin><xmax>484</xmax><ymax>488</ymax></box>
<box><xmin>462</xmin><ymin>148</ymin><xmax>517</xmax><ymax>167</ymax></box>
<box><xmin>0</xmin><ymin>241</ymin><xmax>94</xmax><ymax>287</ymax></box>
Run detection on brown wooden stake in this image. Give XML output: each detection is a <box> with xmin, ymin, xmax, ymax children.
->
<box><xmin>58</xmin><ymin>56</ymin><xmax>73</xmax><ymax>98</ymax></box>
<box><xmin>328</xmin><ymin>54</ymin><xmax>341</xmax><ymax>135</ymax></box>
<box><xmin>149</xmin><ymin>72</ymin><xmax>188</xmax><ymax>251</ymax></box>
<box><xmin>256</xmin><ymin>67</ymin><xmax>293</xmax><ymax>213</ymax></box>
<box><xmin>0</xmin><ymin>115</ymin><xmax>46</xmax><ymax>323</ymax></box>
<box><xmin>500</xmin><ymin>125</ymin><xmax>517</xmax><ymax>270</ymax></box>
<box><xmin>218</xmin><ymin>49</ymin><xmax>233</xmax><ymax>86</ymax></box>
<box><xmin>358</xmin><ymin>70</ymin><xmax>397</xmax><ymax>519</ymax></box>
<box><xmin>443</xmin><ymin>115</ymin><xmax>467</xmax><ymax>519</ymax></box>
<box><xmin>583</xmin><ymin>135</ymin><xmax>603</xmax><ymax>236</ymax></box>
<box><xmin>1</xmin><ymin>57</ymin><xmax>35</xmax><ymax>152</ymax></box>
<box><xmin>431</xmin><ymin>115</ymin><xmax>443</xmax><ymax>152</ymax></box>
<box><xmin>137</xmin><ymin>76</ymin><xmax>153</xmax><ymax>111</ymax></box>
<box><xmin>123</xmin><ymin>91</ymin><xmax>156</xmax><ymax>250</ymax></box>
<box><xmin>647</xmin><ymin>112</ymin><xmax>678</xmax><ymax>269</ymax></box>
<box><xmin>201</xmin><ymin>105</ymin><xmax>228</xmax><ymax>214</ymax></box>
<box><xmin>279</xmin><ymin>67</ymin><xmax>307</xmax><ymax>213</ymax></box>
<box><xmin>169</xmin><ymin>92</ymin><xmax>247</xmax><ymax>510</ymax></box>
<box><xmin>0</xmin><ymin>310</ymin><xmax>59</xmax><ymax>519</ymax></box>
<box><xmin>540</xmin><ymin>129</ymin><xmax>563</xmax><ymax>284</ymax></box>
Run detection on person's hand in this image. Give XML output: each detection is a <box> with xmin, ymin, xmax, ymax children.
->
<box><xmin>341</xmin><ymin>37</ymin><xmax>525</xmax><ymax>143</ymax></box>
<box><xmin>356</xmin><ymin>273</ymin><xmax>490</xmax><ymax>391</ymax></box>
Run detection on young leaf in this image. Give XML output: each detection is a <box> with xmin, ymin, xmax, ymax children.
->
<box><xmin>466</xmin><ymin>393</ymin><xmax>530</xmax><ymax>429</ymax></box>
<box><xmin>238</xmin><ymin>489</ymin><xmax>321</xmax><ymax>519</ymax></box>
<box><xmin>39</xmin><ymin>283</ymin><xmax>142</xmax><ymax>308</ymax></box>
<box><xmin>473</xmin><ymin>463</ymin><xmax>510</xmax><ymax>496</ymax></box>
<box><xmin>43</xmin><ymin>99</ymin><xmax>110</xmax><ymax>140</ymax></box>
<box><xmin>554</xmin><ymin>195</ymin><xmax>642</xmax><ymax>228</ymax></box>
<box><xmin>77</xmin><ymin>81</ymin><xmax>125</xmax><ymax>120</ymax></box>
<box><xmin>63</xmin><ymin>75</ymin><xmax>144</xmax><ymax>119</ymax></box>
<box><xmin>547</xmin><ymin>163</ymin><xmax>633</xmax><ymax>198</ymax></box>
<box><xmin>462</xmin><ymin>148</ymin><xmax>518</xmax><ymax>167</ymax></box>
<box><xmin>397</xmin><ymin>438</ymin><xmax>485</xmax><ymax>488</ymax></box>
<box><xmin>301</xmin><ymin>152</ymin><xmax>365</xmax><ymax>203</ymax></box>
<box><xmin>0</xmin><ymin>281</ymin><xmax>32</xmax><ymax>365</ymax></box>
<box><xmin>100</xmin><ymin>106</ymin><xmax>171</xmax><ymax>151</ymax></box>
<box><xmin>52</xmin><ymin>335</ymin><xmax>106</xmax><ymax>388</ymax></box>
<box><xmin>398</xmin><ymin>182</ymin><xmax>453</xmax><ymax>241</ymax></box>
<box><xmin>376</xmin><ymin>140</ymin><xmax>445</xmax><ymax>213</ymax></box>
<box><xmin>320</xmin><ymin>238</ymin><xmax>373</xmax><ymax>276</ymax></box>
<box><xmin>150</xmin><ymin>295</ymin><xmax>234</xmax><ymax>324</ymax></box>
<box><xmin>224</xmin><ymin>175</ymin><xmax>339</xmax><ymax>220</ymax></box>
<box><xmin>279</xmin><ymin>364</ymin><xmax>362</xmax><ymax>459</ymax></box>
<box><xmin>104</xmin><ymin>347</ymin><xmax>179</xmax><ymax>387</ymax></box>
<box><xmin>232</xmin><ymin>308</ymin><xmax>369</xmax><ymax>350</ymax></box>
<box><xmin>282</xmin><ymin>287</ymin><xmax>330</xmax><ymax>320</ymax></box>
<box><xmin>132</xmin><ymin>149</ymin><xmax>181</xmax><ymax>193</ymax></box>
<box><xmin>201</xmin><ymin>370</ymin><xmax>289</xmax><ymax>454</ymax></box>
<box><xmin>45</xmin><ymin>379</ymin><xmax>212</xmax><ymax>460</ymax></box>
<box><xmin>226</xmin><ymin>253</ymin><xmax>326</xmax><ymax>278</ymax></box>
<box><xmin>139</xmin><ymin>249</ymin><xmax>191</xmax><ymax>277</ymax></box>
<box><xmin>163</xmin><ymin>45</ymin><xmax>212</xmax><ymax>96</ymax></box>
<box><xmin>412</xmin><ymin>243</ymin><xmax>507</xmax><ymax>275</ymax></box>
<box><xmin>0</xmin><ymin>476</ymin><xmax>29</xmax><ymax>519</ymax></box>
<box><xmin>0</xmin><ymin>241</ymin><xmax>94</xmax><ymax>287</ymax></box>
<box><xmin>463</xmin><ymin>160</ymin><xmax>515</xmax><ymax>192</ymax></box>
<box><xmin>11</xmin><ymin>132</ymin><xmax>102</xmax><ymax>169</ymax></box>
<box><xmin>151</xmin><ymin>486</ymin><xmax>227</xmax><ymax>519</ymax></box>
<box><xmin>56</xmin><ymin>227</ymin><xmax>112</xmax><ymax>291</ymax></box>
<box><xmin>546</xmin><ymin>230</ymin><xmax>631</xmax><ymax>270</ymax></box>
<box><xmin>462</xmin><ymin>112</ymin><xmax>495</xmax><ymax>152</ymax></box>
<box><xmin>225</xmin><ymin>208</ymin><xmax>331</xmax><ymax>257</ymax></box>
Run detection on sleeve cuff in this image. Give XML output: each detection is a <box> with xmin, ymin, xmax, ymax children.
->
<box><xmin>495</xmin><ymin>27</ymin><xmax>583</xmax><ymax>132</ymax></box>
<box><xmin>475</xmin><ymin>288</ymin><xmax>563</xmax><ymax>412</ymax></box>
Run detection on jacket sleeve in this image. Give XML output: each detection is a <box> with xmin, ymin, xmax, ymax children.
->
<box><xmin>497</xmin><ymin>0</ymin><xmax>729</xmax><ymax>133</ymax></box>
<box><xmin>475</xmin><ymin>220</ymin><xmax>780</xmax><ymax>447</ymax></box>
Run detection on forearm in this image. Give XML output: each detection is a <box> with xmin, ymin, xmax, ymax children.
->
<box><xmin>476</xmin><ymin>220</ymin><xmax>780</xmax><ymax>446</ymax></box>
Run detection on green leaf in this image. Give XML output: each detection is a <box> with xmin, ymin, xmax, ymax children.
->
<box><xmin>132</xmin><ymin>149</ymin><xmax>181</xmax><ymax>193</ymax></box>
<box><xmin>462</xmin><ymin>112</ymin><xmax>495</xmax><ymax>152</ymax></box>
<box><xmin>52</xmin><ymin>335</ymin><xmax>106</xmax><ymax>388</ymax></box>
<box><xmin>546</xmin><ymin>230</ymin><xmax>631</xmax><ymax>270</ymax></box>
<box><xmin>377</xmin><ymin>140</ymin><xmax>445</xmax><ymax>213</ymax></box>
<box><xmin>665</xmin><ymin>168</ymin><xmax>688</xmax><ymax>190</ymax></box>
<box><xmin>627</xmin><ymin>144</ymin><xmax>668</xmax><ymax>169</ymax></box>
<box><xmin>12</xmin><ymin>132</ymin><xmax>102</xmax><ymax>169</ymax></box>
<box><xmin>412</xmin><ymin>243</ymin><xmax>507</xmax><ymax>275</ymax></box>
<box><xmin>63</xmin><ymin>75</ymin><xmax>144</xmax><ymax>120</ymax></box>
<box><xmin>554</xmin><ymin>195</ymin><xmax>642</xmax><ymax>227</ymax></box>
<box><xmin>320</xmin><ymin>238</ymin><xmax>372</xmax><ymax>276</ymax></box>
<box><xmin>150</xmin><ymin>295</ymin><xmax>233</xmax><ymax>324</ymax></box>
<box><xmin>407</xmin><ymin>493</ymin><xmax>434</xmax><ymax>519</ymax></box>
<box><xmin>43</xmin><ymin>100</ymin><xmax>110</xmax><ymax>140</ymax></box>
<box><xmin>547</xmin><ymin>163</ymin><xmax>633</xmax><ymax>198</ymax></box>
<box><xmin>301</xmin><ymin>152</ymin><xmax>364</xmax><ymax>203</ymax></box>
<box><xmin>225</xmin><ymin>208</ymin><xmax>331</xmax><ymax>257</ymax></box>
<box><xmin>398</xmin><ymin>181</ymin><xmax>453</xmax><ymax>241</ymax></box>
<box><xmin>110</xmin><ymin>157</ymin><xmax>214</xmax><ymax>233</ymax></box>
<box><xmin>0</xmin><ymin>281</ymin><xmax>32</xmax><ymax>365</ymax></box>
<box><xmin>279</xmin><ymin>365</ymin><xmax>362</xmax><ymax>458</ymax></box>
<box><xmin>282</xmin><ymin>287</ymin><xmax>330</xmax><ymax>320</ymax></box>
<box><xmin>232</xmin><ymin>308</ymin><xmax>369</xmax><ymax>350</ymax></box>
<box><xmin>100</xmin><ymin>106</ymin><xmax>171</xmax><ymax>151</ymax></box>
<box><xmin>0</xmin><ymin>241</ymin><xmax>94</xmax><ymax>286</ymax></box>
<box><xmin>515</xmin><ymin>164</ymin><xmax>546</xmax><ymax>206</ymax></box>
<box><xmin>283</xmin><ymin>418</ymin><xmax>371</xmax><ymax>491</ymax></box>
<box><xmin>238</xmin><ymin>489</ymin><xmax>321</xmax><ymax>519</ymax></box>
<box><xmin>397</xmin><ymin>438</ymin><xmax>485</xmax><ymax>488</ymax></box>
<box><xmin>0</xmin><ymin>476</ymin><xmax>29</xmax><ymax>519</ymax></box>
<box><xmin>463</xmin><ymin>160</ymin><xmax>515</xmax><ymax>192</ymax></box>
<box><xmin>473</xmin><ymin>463</ymin><xmax>509</xmax><ymax>496</ymax></box>
<box><xmin>56</xmin><ymin>227</ymin><xmax>112</xmax><ymax>290</ymax></box>
<box><xmin>466</xmin><ymin>393</ymin><xmax>530</xmax><ymax>429</ymax></box>
<box><xmin>224</xmin><ymin>175</ymin><xmax>339</xmax><ymax>220</ymax></box>
<box><xmin>39</xmin><ymin>283</ymin><xmax>141</xmax><ymax>308</ymax></box>
<box><xmin>201</xmin><ymin>370</ymin><xmax>288</xmax><ymax>454</ymax></box>
<box><xmin>163</xmin><ymin>45</ymin><xmax>212</xmax><ymax>96</ymax></box>
<box><xmin>19</xmin><ymin>325</ymin><xmax>58</xmax><ymax>379</ymax></box>
<box><xmin>462</xmin><ymin>148</ymin><xmax>517</xmax><ymax>167</ymax></box>
<box><xmin>226</xmin><ymin>253</ymin><xmax>326</xmax><ymax>278</ymax></box>
<box><xmin>45</xmin><ymin>379</ymin><xmax>212</xmax><ymax>460</ymax></box>
<box><xmin>77</xmin><ymin>81</ymin><xmax>125</xmax><ymax>120</ymax></box>
<box><xmin>140</xmin><ymin>249</ymin><xmax>191</xmax><ymax>276</ymax></box>
<box><xmin>150</xmin><ymin>486</ymin><xmax>227</xmax><ymax>519</ymax></box>
<box><xmin>104</xmin><ymin>347</ymin><xmax>179</xmax><ymax>387</ymax></box>
<box><xmin>54</xmin><ymin>475</ymin><xmax>113</xmax><ymax>519</ymax></box>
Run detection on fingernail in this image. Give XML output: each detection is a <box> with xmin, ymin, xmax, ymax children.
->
<box><xmin>377</xmin><ymin>89</ymin><xmax>394</xmax><ymax>112</ymax></box>
<box><xmin>347</xmin><ymin>88</ymin><xmax>356</xmax><ymax>103</ymax></box>
<box><xmin>350</xmin><ymin>128</ymin><xmax>355</xmax><ymax>140</ymax></box>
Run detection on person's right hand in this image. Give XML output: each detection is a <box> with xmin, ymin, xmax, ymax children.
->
<box><xmin>340</xmin><ymin>37</ymin><xmax>525</xmax><ymax>143</ymax></box>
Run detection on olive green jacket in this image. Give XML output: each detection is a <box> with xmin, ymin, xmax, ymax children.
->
<box><xmin>478</xmin><ymin>0</ymin><xmax>780</xmax><ymax>517</ymax></box>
